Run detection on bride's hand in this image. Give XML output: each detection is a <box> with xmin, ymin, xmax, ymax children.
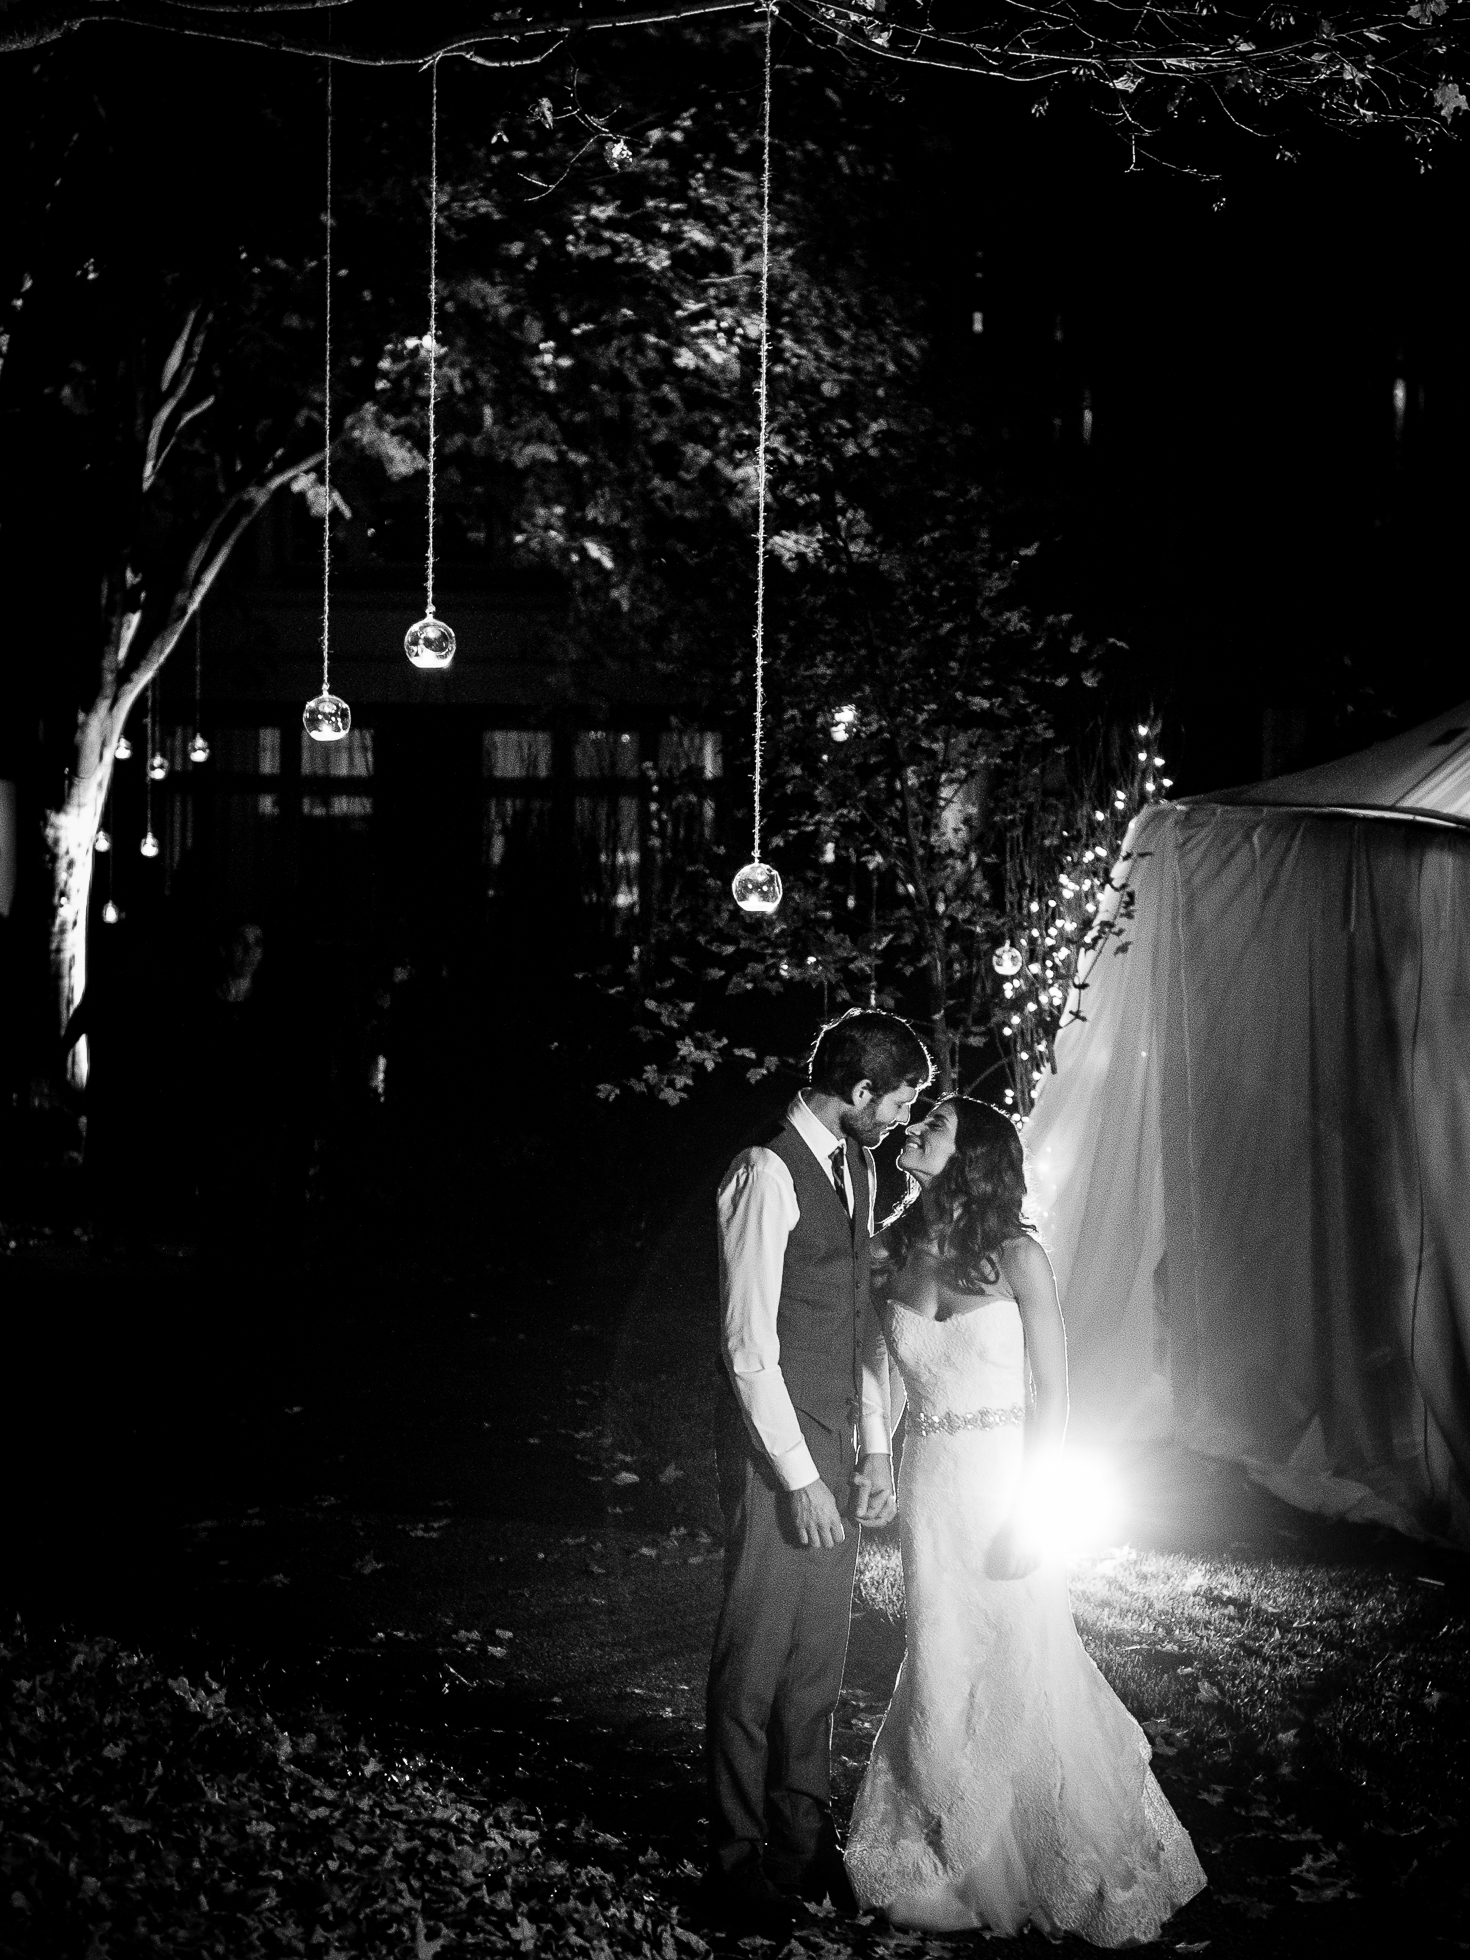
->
<box><xmin>987</xmin><ymin>1515</ymin><xmax>1041</xmax><ymax>1582</ymax></box>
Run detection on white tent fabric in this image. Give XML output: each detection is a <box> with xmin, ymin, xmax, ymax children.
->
<box><xmin>1025</xmin><ymin>704</ymin><xmax>1470</xmax><ymax>1544</ymax></box>
<box><xmin>1212</xmin><ymin>698</ymin><xmax>1470</xmax><ymax>821</ymax></box>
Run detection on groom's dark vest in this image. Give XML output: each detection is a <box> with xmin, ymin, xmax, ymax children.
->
<box><xmin>764</xmin><ymin>1119</ymin><xmax>872</xmax><ymax>1445</ymax></box>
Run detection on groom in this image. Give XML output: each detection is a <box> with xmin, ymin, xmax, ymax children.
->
<box><xmin>703</xmin><ymin>1008</ymin><xmax>933</xmax><ymax>1935</ymax></box>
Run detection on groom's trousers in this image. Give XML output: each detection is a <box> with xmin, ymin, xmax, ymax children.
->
<box><xmin>705</xmin><ymin>1377</ymin><xmax>860</xmax><ymax>1888</ymax></box>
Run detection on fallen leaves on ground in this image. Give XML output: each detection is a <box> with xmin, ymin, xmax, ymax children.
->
<box><xmin>0</xmin><ymin>1632</ymin><xmax>712</xmax><ymax>1960</ymax></box>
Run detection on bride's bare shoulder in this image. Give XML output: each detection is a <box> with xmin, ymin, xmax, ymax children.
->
<box><xmin>998</xmin><ymin>1233</ymin><xmax>1054</xmax><ymax>1285</ymax></box>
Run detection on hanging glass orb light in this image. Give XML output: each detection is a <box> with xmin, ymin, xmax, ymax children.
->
<box><xmin>102</xmin><ymin>900</ymin><xmax>121</xmax><ymax>925</ymax></box>
<box><xmin>404</xmin><ymin>611</ymin><xmax>456</xmax><ymax>670</ymax></box>
<box><xmin>114</xmin><ymin>735</ymin><xmax>133</xmax><ymax>761</ymax></box>
<box><xmin>732</xmin><ymin>860</ymin><xmax>783</xmax><ymax>915</ymax></box>
<box><xmin>188</xmin><ymin>731</ymin><xmax>211</xmax><ymax>765</ymax></box>
<box><xmin>992</xmin><ymin>940</ymin><xmax>1024</xmax><ymax>977</ymax></box>
<box><xmin>147</xmin><ymin>751</ymin><xmax>169</xmax><ymax>782</ymax></box>
<box><xmin>303</xmin><ymin>691</ymin><xmax>352</xmax><ymax>742</ymax></box>
<box><xmin>94</xmin><ymin>830</ymin><xmax>111</xmax><ymax>854</ymax></box>
<box><xmin>139</xmin><ymin>830</ymin><xmax>160</xmax><ymax>859</ymax></box>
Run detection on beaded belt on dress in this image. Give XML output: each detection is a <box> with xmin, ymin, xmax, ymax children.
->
<box><xmin>909</xmin><ymin>1403</ymin><xmax>1026</xmax><ymax>1437</ymax></box>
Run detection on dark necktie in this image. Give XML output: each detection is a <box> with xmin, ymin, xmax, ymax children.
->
<box><xmin>830</xmin><ymin>1144</ymin><xmax>850</xmax><ymax>1219</ymax></box>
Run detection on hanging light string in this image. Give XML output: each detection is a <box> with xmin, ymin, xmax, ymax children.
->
<box><xmin>321</xmin><ymin>60</ymin><xmax>335</xmax><ymax>700</ymax></box>
<box><xmin>402</xmin><ymin>60</ymin><xmax>456</xmax><ymax>673</ymax></box>
<box><xmin>426</xmin><ymin>56</ymin><xmax>440</xmax><ymax>620</ymax></box>
<box><xmin>144</xmin><ymin>685</ymin><xmax>155</xmax><ymax>846</ymax></box>
<box><xmin>750</xmin><ymin>0</ymin><xmax>774</xmax><ymax>866</ymax></box>
<box><xmin>194</xmin><ymin>614</ymin><xmax>202</xmax><ymax>721</ymax></box>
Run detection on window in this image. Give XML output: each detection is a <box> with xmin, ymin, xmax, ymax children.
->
<box><xmin>576</xmin><ymin>730</ymin><xmax>639</xmax><ymax>779</ymax></box>
<box><xmin>206</xmin><ymin>727</ymin><xmax>286</xmax><ymax>919</ymax></box>
<box><xmin>483</xmin><ymin>729</ymin><xmax>555</xmax><ymax>904</ymax></box>
<box><xmin>301</xmin><ymin>727</ymin><xmax>374</xmax><ymax>821</ymax></box>
<box><xmin>658</xmin><ymin>730</ymin><xmax>722</xmax><ymax>779</ymax></box>
<box><xmin>656</xmin><ymin>729</ymin><xmax>722</xmax><ymax>853</ymax></box>
<box><xmin>217</xmin><ymin>726</ymin><xmax>281</xmax><ymax>817</ymax></box>
<box><xmin>483</xmin><ymin>729</ymin><xmax>553</xmax><ymax>780</ymax></box>
<box><xmin>576</xmin><ymin>793</ymin><xmax>640</xmax><ymax>924</ymax></box>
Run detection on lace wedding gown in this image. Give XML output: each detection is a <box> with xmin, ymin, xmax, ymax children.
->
<box><xmin>845</xmin><ymin>1297</ymin><xmax>1206</xmax><ymax>1945</ymax></box>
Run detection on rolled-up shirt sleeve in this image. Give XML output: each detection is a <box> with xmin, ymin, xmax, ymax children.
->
<box><xmin>717</xmin><ymin>1149</ymin><xmax>821</xmax><ymax>1493</ymax></box>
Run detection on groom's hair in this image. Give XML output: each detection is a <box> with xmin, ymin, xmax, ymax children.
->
<box><xmin>808</xmin><ymin>1008</ymin><xmax>933</xmax><ymax>1101</ymax></box>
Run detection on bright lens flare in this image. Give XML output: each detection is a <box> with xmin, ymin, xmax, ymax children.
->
<box><xmin>1015</xmin><ymin>1447</ymin><xmax>1125</xmax><ymax>1562</ymax></box>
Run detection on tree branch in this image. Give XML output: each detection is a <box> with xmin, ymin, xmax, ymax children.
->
<box><xmin>112</xmin><ymin>446</ymin><xmax>324</xmax><ymax>716</ymax></box>
<box><xmin>142</xmin><ymin>308</ymin><xmax>210</xmax><ymax>493</ymax></box>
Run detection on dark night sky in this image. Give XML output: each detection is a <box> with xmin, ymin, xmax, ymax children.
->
<box><xmin>916</xmin><ymin>92</ymin><xmax>1469</xmax><ymax>793</ymax></box>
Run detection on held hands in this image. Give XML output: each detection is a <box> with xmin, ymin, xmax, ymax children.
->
<box><xmin>852</xmin><ymin>1451</ymin><xmax>897</xmax><ymax>1529</ymax></box>
<box><xmin>790</xmin><ymin>1454</ymin><xmax>898</xmax><ymax>1550</ymax></box>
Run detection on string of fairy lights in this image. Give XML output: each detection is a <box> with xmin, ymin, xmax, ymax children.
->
<box><xmin>992</xmin><ymin>718</ymin><xmax>1169</xmax><ymax>1111</ymax></box>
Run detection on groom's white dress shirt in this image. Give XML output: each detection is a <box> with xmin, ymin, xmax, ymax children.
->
<box><xmin>717</xmin><ymin>1093</ymin><xmax>892</xmax><ymax>1493</ymax></box>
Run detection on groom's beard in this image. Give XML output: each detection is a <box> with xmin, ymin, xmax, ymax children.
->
<box><xmin>841</xmin><ymin>1108</ymin><xmax>886</xmax><ymax>1149</ymax></box>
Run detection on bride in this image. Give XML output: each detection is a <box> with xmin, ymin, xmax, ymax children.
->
<box><xmin>844</xmin><ymin>1095</ymin><xmax>1206</xmax><ymax>1946</ymax></box>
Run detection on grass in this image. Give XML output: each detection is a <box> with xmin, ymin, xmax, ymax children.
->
<box><xmin>6</xmin><ymin>1161</ymin><xmax>1470</xmax><ymax>1958</ymax></box>
<box><xmin>854</xmin><ymin>1531</ymin><xmax>1470</xmax><ymax>1939</ymax></box>
<box><xmin>858</xmin><ymin>1533</ymin><xmax>1470</xmax><ymax>1820</ymax></box>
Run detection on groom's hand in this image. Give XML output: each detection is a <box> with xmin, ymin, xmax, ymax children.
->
<box><xmin>789</xmin><ymin>1477</ymin><xmax>846</xmax><ymax>1550</ymax></box>
<box><xmin>852</xmin><ymin>1452</ymin><xmax>897</xmax><ymax>1527</ymax></box>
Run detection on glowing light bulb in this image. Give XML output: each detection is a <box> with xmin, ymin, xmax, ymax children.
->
<box><xmin>94</xmin><ymin>830</ymin><xmax>111</xmax><ymax>854</ymax></box>
<box><xmin>114</xmin><ymin>736</ymin><xmax>133</xmax><ymax>761</ymax></box>
<box><xmin>303</xmin><ymin>691</ymin><xmax>352</xmax><ymax>743</ymax></box>
<box><xmin>139</xmin><ymin>830</ymin><xmax>160</xmax><ymax>858</ymax></box>
<box><xmin>993</xmin><ymin>940</ymin><xmax>1024</xmax><ymax>978</ymax></box>
<box><xmin>147</xmin><ymin>752</ymin><xmax>169</xmax><ymax>782</ymax></box>
<box><xmin>830</xmin><ymin>704</ymin><xmax>857</xmax><ymax>743</ymax></box>
<box><xmin>189</xmin><ymin>732</ymin><xmax>211</xmax><ymax>765</ymax></box>
<box><xmin>102</xmin><ymin>900</ymin><xmax>120</xmax><ymax>925</ymax></box>
<box><xmin>732</xmin><ymin>860</ymin><xmax>783</xmax><ymax>914</ymax></box>
<box><xmin>404</xmin><ymin>612</ymin><xmax>457</xmax><ymax>670</ymax></box>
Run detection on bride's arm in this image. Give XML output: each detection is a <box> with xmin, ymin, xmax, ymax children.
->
<box><xmin>1005</xmin><ymin>1235</ymin><xmax>1069</xmax><ymax>1465</ymax></box>
<box><xmin>991</xmin><ymin>1235</ymin><xmax>1069</xmax><ymax>1578</ymax></box>
<box><xmin>864</xmin><ymin>1245</ymin><xmax>907</xmax><ymax>1436</ymax></box>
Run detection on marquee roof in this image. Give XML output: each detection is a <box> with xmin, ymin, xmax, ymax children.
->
<box><xmin>1202</xmin><ymin>697</ymin><xmax>1470</xmax><ymax>823</ymax></box>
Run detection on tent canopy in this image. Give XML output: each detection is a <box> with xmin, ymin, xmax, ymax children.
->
<box><xmin>1208</xmin><ymin>697</ymin><xmax>1470</xmax><ymax>822</ymax></box>
<box><xmin>1025</xmin><ymin>703</ymin><xmax>1470</xmax><ymax>1545</ymax></box>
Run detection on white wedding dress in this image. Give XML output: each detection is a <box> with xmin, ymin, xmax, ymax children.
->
<box><xmin>845</xmin><ymin>1296</ymin><xmax>1206</xmax><ymax>1945</ymax></box>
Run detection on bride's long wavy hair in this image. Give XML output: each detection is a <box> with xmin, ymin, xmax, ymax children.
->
<box><xmin>886</xmin><ymin>1095</ymin><xmax>1034</xmax><ymax>1291</ymax></box>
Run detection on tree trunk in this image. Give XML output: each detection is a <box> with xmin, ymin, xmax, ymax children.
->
<box><xmin>44</xmin><ymin>701</ymin><xmax>119</xmax><ymax>1092</ymax></box>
